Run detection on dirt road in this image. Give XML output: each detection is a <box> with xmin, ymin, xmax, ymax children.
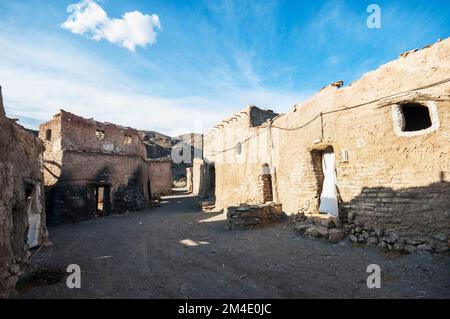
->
<box><xmin>13</xmin><ymin>190</ymin><xmax>450</xmax><ymax>299</ymax></box>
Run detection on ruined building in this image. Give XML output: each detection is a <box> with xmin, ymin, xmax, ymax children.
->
<box><xmin>140</xmin><ymin>131</ymin><xmax>173</xmax><ymax>196</ymax></box>
<box><xmin>40</xmin><ymin>111</ymin><xmax>155</xmax><ymax>225</ymax></box>
<box><xmin>196</xmin><ymin>38</ymin><xmax>450</xmax><ymax>253</ymax></box>
<box><xmin>0</xmin><ymin>86</ymin><xmax>47</xmax><ymax>298</ymax></box>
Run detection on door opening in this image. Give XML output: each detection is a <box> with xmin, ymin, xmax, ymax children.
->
<box><xmin>94</xmin><ymin>185</ymin><xmax>108</xmax><ymax>217</ymax></box>
<box><xmin>311</xmin><ymin>148</ymin><xmax>338</xmax><ymax>217</ymax></box>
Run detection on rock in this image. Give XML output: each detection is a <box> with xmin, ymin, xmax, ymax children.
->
<box><xmin>305</xmin><ymin>227</ymin><xmax>319</xmax><ymax>238</ymax></box>
<box><xmin>294</xmin><ymin>224</ymin><xmax>314</xmax><ymax>235</ymax></box>
<box><xmin>393</xmin><ymin>243</ymin><xmax>405</xmax><ymax>251</ymax></box>
<box><xmin>404</xmin><ymin>245</ymin><xmax>417</xmax><ymax>254</ymax></box>
<box><xmin>328</xmin><ymin>229</ymin><xmax>345</xmax><ymax>243</ymax></box>
<box><xmin>378</xmin><ymin>241</ymin><xmax>387</xmax><ymax>248</ymax></box>
<box><xmin>347</xmin><ymin>212</ymin><xmax>355</xmax><ymax>221</ymax></box>
<box><xmin>417</xmin><ymin>244</ymin><xmax>433</xmax><ymax>252</ymax></box>
<box><xmin>405</xmin><ymin>239</ymin><xmax>424</xmax><ymax>245</ymax></box>
<box><xmin>433</xmin><ymin>233</ymin><xmax>447</xmax><ymax>242</ymax></box>
<box><xmin>355</xmin><ymin>227</ymin><xmax>362</xmax><ymax>233</ymax></box>
<box><xmin>321</xmin><ymin>218</ymin><xmax>335</xmax><ymax>229</ymax></box>
<box><xmin>349</xmin><ymin>234</ymin><xmax>358</xmax><ymax>242</ymax></box>
<box><xmin>374</xmin><ymin>227</ymin><xmax>383</xmax><ymax>237</ymax></box>
<box><xmin>305</xmin><ymin>226</ymin><xmax>329</xmax><ymax>238</ymax></box>
<box><xmin>367</xmin><ymin>237</ymin><xmax>379</xmax><ymax>245</ymax></box>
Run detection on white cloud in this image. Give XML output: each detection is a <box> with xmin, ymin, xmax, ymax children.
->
<box><xmin>0</xmin><ymin>29</ymin><xmax>306</xmax><ymax>136</ymax></box>
<box><xmin>61</xmin><ymin>0</ymin><xmax>161</xmax><ymax>51</ymax></box>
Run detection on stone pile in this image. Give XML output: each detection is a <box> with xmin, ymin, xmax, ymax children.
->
<box><xmin>226</xmin><ymin>203</ymin><xmax>283</xmax><ymax>229</ymax></box>
<box><xmin>293</xmin><ymin>213</ymin><xmax>345</xmax><ymax>243</ymax></box>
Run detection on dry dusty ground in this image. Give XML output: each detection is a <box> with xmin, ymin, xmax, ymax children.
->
<box><xmin>13</xmin><ymin>190</ymin><xmax>450</xmax><ymax>299</ymax></box>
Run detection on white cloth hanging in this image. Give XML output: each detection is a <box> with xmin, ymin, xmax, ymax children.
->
<box><xmin>26</xmin><ymin>184</ymin><xmax>42</xmax><ymax>248</ymax></box>
<box><xmin>319</xmin><ymin>152</ymin><xmax>339</xmax><ymax>217</ymax></box>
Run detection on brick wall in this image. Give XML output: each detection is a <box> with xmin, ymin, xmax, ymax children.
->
<box><xmin>40</xmin><ymin>111</ymin><xmax>151</xmax><ymax>225</ymax></box>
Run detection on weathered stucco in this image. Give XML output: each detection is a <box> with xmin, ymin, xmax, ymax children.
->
<box><xmin>0</xmin><ymin>86</ymin><xmax>47</xmax><ymax>298</ymax></box>
<box><xmin>40</xmin><ymin>111</ymin><xmax>152</xmax><ymax>225</ymax></box>
<box><xmin>201</xmin><ymin>38</ymin><xmax>450</xmax><ymax>253</ymax></box>
<box><xmin>148</xmin><ymin>159</ymin><xmax>173</xmax><ymax>196</ymax></box>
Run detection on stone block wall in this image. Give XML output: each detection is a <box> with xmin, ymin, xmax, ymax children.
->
<box><xmin>0</xmin><ymin>87</ymin><xmax>47</xmax><ymax>298</ymax></box>
<box><xmin>226</xmin><ymin>203</ymin><xmax>283</xmax><ymax>229</ymax></box>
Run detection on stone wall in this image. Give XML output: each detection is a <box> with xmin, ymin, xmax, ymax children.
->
<box><xmin>226</xmin><ymin>203</ymin><xmax>283</xmax><ymax>229</ymax></box>
<box><xmin>0</xmin><ymin>86</ymin><xmax>47</xmax><ymax>298</ymax></box>
<box><xmin>148</xmin><ymin>159</ymin><xmax>173</xmax><ymax>196</ymax></box>
<box><xmin>40</xmin><ymin>111</ymin><xmax>151</xmax><ymax>225</ymax></box>
<box><xmin>202</xmin><ymin>38</ymin><xmax>450</xmax><ymax>252</ymax></box>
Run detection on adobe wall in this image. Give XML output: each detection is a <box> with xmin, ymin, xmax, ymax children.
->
<box><xmin>271</xmin><ymin>38</ymin><xmax>450</xmax><ymax>251</ymax></box>
<box><xmin>203</xmin><ymin>38</ymin><xmax>450</xmax><ymax>252</ymax></box>
<box><xmin>0</xmin><ymin>87</ymin><xmax>47</xmax><ymax>298</ymax></box>
<box><xmin>148</xmin><ymin>160</ymin><xmax>173</xmax><ymax>196</ymax></box>
<box><xmin>40</xmin><ymin>111</ymin><xmax>151</xmax><ymax>225</ymax></box>
<box><xmin>203</xmin><ymin>106</ymin><xmax>278</xmax><ymax>205</ymax></box>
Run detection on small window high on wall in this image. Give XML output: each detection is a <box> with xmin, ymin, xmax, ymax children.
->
<box><xmin>400</xmin><ymin>103</ymin><xmax>432</xmax><ymax>131</ymax></box>
<box><xmin>45</xmin><ymin>129</ymin><xmax>52</xmax><ymax>141</ymax></box>
<box><xmin>392</xmin><ymin>101</ymin><xmax>439</xmax><ymax>137</ymax></box>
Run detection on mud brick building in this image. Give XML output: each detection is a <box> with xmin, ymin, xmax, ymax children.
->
<box><xmin>148</xmin><ymin>158</ymin><xmax>173</xmax><ymax>196</ymax></box>
<box><xmin>0</xmin><ymin>86</ymin><xmax>47</xmax><ymax>298</ymax></box>
<box><xmin>197</xmin><ymin>38</ymin><xmax>450</xmax><ymax>253</ymax></box>
<box><xmin>40</xmin><ymin>110</ymin><xmax>153</xmax><ymax>225</ymax></box>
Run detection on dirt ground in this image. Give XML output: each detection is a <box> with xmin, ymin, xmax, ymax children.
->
<box><xmin>12</xmin><ymin>190</ymin><xmax>450</xmax><ymax>299</ymax></box>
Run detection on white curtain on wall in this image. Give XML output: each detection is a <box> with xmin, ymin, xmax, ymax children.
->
<box><xmin>26</xmin><ymin>184</ymin><xmax>42</xmax><ymax>248</ymax></box>
<box><xmin>319</xmin><ymin>152</ymin><xmax>339</xmax><ymax>217</ymax></box>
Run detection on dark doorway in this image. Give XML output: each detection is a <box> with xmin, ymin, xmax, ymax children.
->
<box><xmin>94</xmin><ymin>185</ymin><xmax>109</xmax><ymax>217</ymax></box>
<box><xmin>147</xmin><ymin>179</ymin><xmax>152</xmax><ymax>202</ymax></box>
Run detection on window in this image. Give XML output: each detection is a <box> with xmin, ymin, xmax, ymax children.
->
<box><xmin>124</xmin><ymin>135</ymin><xmax>133</xmax><ymax>144</ymax></box>
<box><xmin>96</xmin><ymin>130</ymin><xmax>105</xmax><ymax>140</ymax></box>
<box><xmin>236</xmin><ymin>141</ymin><xmax>242</xmax><ymax>155</ymax></box>
<box><xmin>392</xmin><ymin>101</ymin><xmax>439</xmax><ymax>137</ymax></box>
<box><xmin>45</xmin><ymin>129</ymin><xmax>52</xmax><ymax>141</ymax></box>
<box><xmin>399</xmin><ymin>103</ymin><xmax>432</xmax><ymax>131</ymax></box>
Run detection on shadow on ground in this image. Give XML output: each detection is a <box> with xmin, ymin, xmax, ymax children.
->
<box><xmin>12</xmin><ymin>190</ymin><xmax>450</xmax><ymax>299</ymax></box>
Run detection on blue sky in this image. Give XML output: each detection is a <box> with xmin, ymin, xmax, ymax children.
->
<box><xmin>0</xmin><ymin>0</ymin><xmax>449</xmax><ymax>135</ymax></box>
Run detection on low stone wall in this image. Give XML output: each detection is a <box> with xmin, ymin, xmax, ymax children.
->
<box><xmin>226</xmin><ymin>203</ymin><xmax>283</xmax><ymax>229</ymax></box>
<box><xmin>294</xmin><ymin>209</ymin><xmax>449</xmax><ymax>254</ymax></box>
<box><xmin>293</xmin><ymin>213</ymin><xmax>345</xmax><ymax>243</ymax></box>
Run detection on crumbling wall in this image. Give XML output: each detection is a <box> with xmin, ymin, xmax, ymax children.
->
<box><xmin>148</xmin><ymin>160</ymin><xmax>173</xmax><ymax>196</ymax></box>
<box><xmin>40</xmin><ymin>111</ymin><xmax>151</xmax><ymax>225</ymax></box>
<box><xmin>0</xmin><ymin>87</ymin><xmax>47</xmax><ymax>298</ymax></box>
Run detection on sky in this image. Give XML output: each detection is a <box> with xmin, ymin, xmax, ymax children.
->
<box><xmin>0</xmin><ymin>0</ymin><xmax>449</xmax><ymax>135</ymax></box>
